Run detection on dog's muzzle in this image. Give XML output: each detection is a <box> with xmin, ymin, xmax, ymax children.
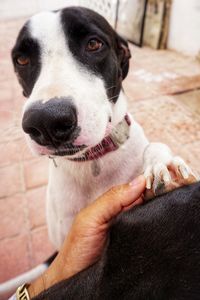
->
<box><xmin>23</xmin><ymin>95</ymin><xmax>131</xmax><ymax>161</ymax></box>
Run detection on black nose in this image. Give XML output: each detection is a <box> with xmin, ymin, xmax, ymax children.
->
<box><xmin>22</xmin><ymin>97</ymin><xmax>78</xmax><ymax>147</ymax></box>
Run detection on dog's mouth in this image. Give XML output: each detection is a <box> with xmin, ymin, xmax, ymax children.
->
<box><xmin>50</xmin><ymin>137</ymin><xmax>116</xmax><ymax>161</ymax></box>
<box><xmin>68</xmin><ymin>135</ymin><xmax>118</xmax><ymax>161</ymax></box>
<box><xmin>36</xmin><ymin>114</ymin><xmax>131</xmax><ymax>161</ymax></box>
<box><xmin>52</xmin><ymin>144</ymin><xmax>87</xmax><ymax>157</ymax></box>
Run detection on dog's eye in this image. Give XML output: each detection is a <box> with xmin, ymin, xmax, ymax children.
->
<box><xmin>16</xmin><ymin>56</ymin><xmax>30</xmax><ymax>66</ymax></box>
<box><xmin>86</xmin><ymin>39</ymin><xmax>103</xmax><ymax>52</ymax></box>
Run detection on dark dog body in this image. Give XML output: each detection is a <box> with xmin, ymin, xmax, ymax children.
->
<box><xmin>34</xmin><ymin>182</ymin><xmax>200</xmax><ymax>300</ymax></box>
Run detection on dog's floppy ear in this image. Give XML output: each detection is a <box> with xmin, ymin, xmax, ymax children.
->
<box><xmin>116</xmin><ymin>34</ymin><xmax>131</xmax><ymax>80</ymax></box>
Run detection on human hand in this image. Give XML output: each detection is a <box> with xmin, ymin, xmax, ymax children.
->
<box><xmin>28</xmin><ymin>175</ymin><xmax>146</xmax><ymax>298</ymax></box>
<box><xmin>58</xmin><ymin>175</ymin><xmax>146</xmax><ymax>277</ymax></box>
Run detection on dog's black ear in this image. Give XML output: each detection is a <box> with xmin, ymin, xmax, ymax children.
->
<box><xmin>116</xmin><ymin>34</ymin><xmax>131</xmax><ymax>80</ymax></box>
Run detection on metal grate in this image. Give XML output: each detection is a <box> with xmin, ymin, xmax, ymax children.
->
<box><xmin>78</xmin><ymin>0</ymin><xmax>119</xmax><ymax>27</ymax></box>
<box><xmin>117</xmin><ymin>0</ymin><xmax>148</xmax><ymax>46</ymax></box>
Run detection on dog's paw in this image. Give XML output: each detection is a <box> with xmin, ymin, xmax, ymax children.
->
<box><xmin>143</xmin><ymin>155</ymin><xmax>198</xmax><ymax>200</ymax></box>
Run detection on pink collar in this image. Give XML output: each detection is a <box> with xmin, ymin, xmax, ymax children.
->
<box><xmin>70</xmin><ymin>114</ymin><xmax>131</xmax><ymax>162</ymax></box>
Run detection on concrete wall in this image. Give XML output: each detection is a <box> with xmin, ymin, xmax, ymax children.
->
<box><xmin>0</xmin><ymin>0</ymin><xmax>77</xmax><ymax>20</ymax></box>
<box><xmin>0</xmin><ymin>0</ymin><xmax>116</xmax><ymax>25</ymax></box>
<box><xmin>168</xmin><ymin>0</ymin><xmax>200</xmax><ymax>56</ymax></box>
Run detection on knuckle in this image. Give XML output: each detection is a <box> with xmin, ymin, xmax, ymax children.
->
<box><xmin>108</xmin><ymin>185</ymin><xmax>125</xmax><ymax>198</ymax></box>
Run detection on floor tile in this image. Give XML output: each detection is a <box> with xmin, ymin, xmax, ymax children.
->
<box><xmin>26</xmin><ymin>186</ymin><xmax>47</xmax><ymax>229</ymax></box>
<box><xmin>0</xmin><ymin>234</ymin><xmax>30</xmax><ymax>282</ymax></box>
<box><xmin>30</xmin><ymin>227</ymin><xmax>55</xmax><ymax>267</ymax></box>
<box><xmin>0</xmin><ymin>164</ymin><xmax>24</xmax><ymax>198</ymax></box>
<box><xmin>23</xmin><ymin>158</ymin><xmax>48</xmax><ymax>190</ymax></box>
<box><xmin>0</xmin><ymin>194</ymin><xmax>27</xmax><ymax>240</ymax></box>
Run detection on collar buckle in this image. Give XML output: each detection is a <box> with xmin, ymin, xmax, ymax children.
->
<box><xmin>109</xmin><ymin>114</ymin><xmax>130</xmax><ymax>148</ymax></box>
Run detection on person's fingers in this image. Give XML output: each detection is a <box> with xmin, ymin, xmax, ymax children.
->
<box><xmin>122</xmin><ymin>196</ymin><xmax>144</xmax><ymax>212</ymax></box>
<box><xmin>78</xmin><ymin>175</ymin><xmax>146</xmax><ymax>226</ymax></box>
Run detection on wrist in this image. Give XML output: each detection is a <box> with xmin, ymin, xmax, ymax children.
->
<box><xmin>27</xmin><ymin>253</ymin><xmax>74</xmax><ymax>298</ymax></box>
<box><xmin>27</xmin><ymin>274</ymin><xmax>45</xmax><ymax>299</ymax></box>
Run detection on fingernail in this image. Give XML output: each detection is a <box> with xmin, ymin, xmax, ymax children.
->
<box><xmin>129</xmin><ymin>176</ymin><xmax>142</xmax><ymax>186</ymax></box>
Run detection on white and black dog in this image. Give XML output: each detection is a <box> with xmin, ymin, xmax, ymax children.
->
<box><xmin>0</xmin><ymin>6</ymin><xmax>198</xmax><ymax>298</ymax></box>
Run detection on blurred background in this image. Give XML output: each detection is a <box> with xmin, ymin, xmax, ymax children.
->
<box><xmin>0</xmin><ymin>0</ymin><xmax>200</xmax><ymax>289</ymax></box>
<box><xmin>1</xmin><ymin>0</ymin><xmax>200</xmax><ymax>55</ymax></box>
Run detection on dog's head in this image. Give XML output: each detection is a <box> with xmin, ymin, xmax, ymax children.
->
<box><xmin>12</xmin><ymin>7</ymin><xmax>131</xmax><ymax>158</ymax></box>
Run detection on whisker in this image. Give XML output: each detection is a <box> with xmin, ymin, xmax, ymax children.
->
<box><xmin>106</xmin><ymin>85</ymin><xmax>117</xmax><ymax>91</ymax></box>
<box><xmin>107</xmin><ymin>94</ymin><xmax>120</xmax><ymax>102</ymax></box>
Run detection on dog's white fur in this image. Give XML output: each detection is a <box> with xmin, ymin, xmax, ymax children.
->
<box><xmin>22</xmin><ymin>11</ymin><xmax>192</xmax><ymax>249</ymax></box>
<box><xmin>0</xmin><ymin>10</ymin><xmax>194</xmax><ymax>297</ymax></box>
<box><xmin>47</xmin><ymin>115</ymin><xmax>149</xmax><ymax>247</ymax></box>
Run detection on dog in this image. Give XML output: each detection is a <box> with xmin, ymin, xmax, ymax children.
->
<box><xmin>0</xmin><ymin>6</ymin><xmax>198</xmax><ymax>297</ymax></box>
<box><xmin>33</xmin><ymin>182</ymin><xmax>200</xmax><ymax>300</ymax></box>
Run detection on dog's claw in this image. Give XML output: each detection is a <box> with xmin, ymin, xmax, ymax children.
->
<box><xmin>144</xmin><ymin>167</ymin><xmax>153</xmax><ymax>189</ymax></box>
<box><xmin>179</xmin><ymin>166</ymin><xmax>189</xmax><ymax>179</ymax></box>
<box><xmin>171</xmin><ymin>156</ymin><xmax>190</xmax><ymax>179</ymax></box>
<box><xmin>146</xmin><ymin>176</ymin><xmax>152</xmax><ymax>189</ymax></box>
<box><xmin>144</xmin><ymin>156</ymin><xmax>198</xmax><ymax>200</ymax></box>
<box><xmin>163</xmin><ymin>171</ymin><xmax>171</xmax><ymax>183</ymax></box>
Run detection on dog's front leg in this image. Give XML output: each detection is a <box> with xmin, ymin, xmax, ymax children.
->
<box><xmin>143</xmin><ymin>143</ymin><xmax>198</xmax><ymax>199</ymax></box>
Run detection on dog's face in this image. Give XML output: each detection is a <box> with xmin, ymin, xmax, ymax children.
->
<box><xmin>12</xmin><ymin>7</ymin><xmax>131</xmax><ymax>157</ymax></box>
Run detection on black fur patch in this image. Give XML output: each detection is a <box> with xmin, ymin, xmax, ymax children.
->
<box><xmin>12</xmin><ymin>7</ymin><xmax>130</xmax><ymax>104</ymax></box>
<box><xmin>11</xmin><ymin>22</ymin><xmax>41</xmax><ymax>97</ymax></box>
<box><xmin>60</xmin><ymin>7</ymin><xmax>130</xmax><ymax>103</ymax></box>
<box><xmin>33</xmin><ymin>183</ymin><xmax>200</xmax><ymax>300</ymax></box>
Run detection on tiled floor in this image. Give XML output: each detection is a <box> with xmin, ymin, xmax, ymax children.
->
<box><xmin>0</xmin><ymin>16</ymin><xmax>200</xmax><ymax>287</ymax></box>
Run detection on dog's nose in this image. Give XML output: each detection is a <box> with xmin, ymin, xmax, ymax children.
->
<box><xmin>22</xmin><ymin>97</ymin><xmax>78</xmax><ymax>147</ymax></box>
